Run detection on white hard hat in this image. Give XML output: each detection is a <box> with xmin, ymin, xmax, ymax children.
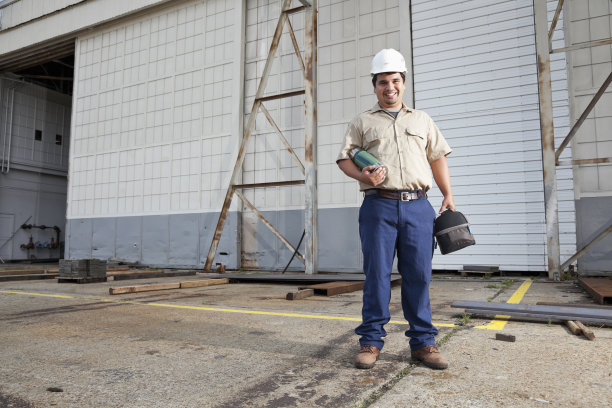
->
<box><xmin>370</xmin><ymin>48</ymin><xmax>407</xmax><ymax>75</ymax></box>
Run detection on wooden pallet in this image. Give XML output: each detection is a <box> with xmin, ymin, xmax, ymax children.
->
<box><xmin>57</xmin><ymin>276</ymin><xmax>107</xmax><ymax>284</ymax></box>
<box><xmin>459</xmin><ymin>270</ymin><xmax>495</xmax><ymax>277</ymax></box>
<box><xmin>460</xmin><ymin>265</ymin><xmax>500</xmax><ymax>277</ymax></box>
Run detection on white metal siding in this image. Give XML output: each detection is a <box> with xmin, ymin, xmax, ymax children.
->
<box><xmin>241</xmin><ymin>0</ymin><xmax>412</xmax><ymax>210</ymax></box>
<box><xmin>318</xmin><ymin>0</ymin><xmax>413</xmax><ymax>209</ymax></box>
<box><xmin>0</xmin><ymin>78</ymin><xmax>71</xmax><ymax>174</ymax></box>
<box><xmin>566</xmin><ymin>0</ymin><xmax>612</xmax><ymax>196</ymax></box>
<box><xmin>241</xmin><ymin>0</ymin><xmax>306</xmax><ymax>211</ymax></box>
<box><xmin>68</xmin><ymin>0</ymin><xmax>241</xmax><ymax>218</ymax></box>
<box><xmin>240</xmin><ymin>0</ymin><xmax>412</xmax><ymax>267</ymax></box>
<box><xmin>0</xmin><ymin>0</ymin><xmax>87</xmax><ymax>31</ymax></box>
<box><xmin>412</xmin><ymin>0</ymin><xmax>575</xmax><ymax>271</ymax></box>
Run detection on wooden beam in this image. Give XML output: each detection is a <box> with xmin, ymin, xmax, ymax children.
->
<box><xmin>495</xmin><ymin>333</ymin><xmax>516</xmax><ymax>342</ymax></box>
<box><xmin>0</xmin><ymin>269</ymin><xmax>52</xmax><ymax>276</ymax></box>
<box><xmin>565</xmin><ymin>320</ymin><xmax>581</xmax><ymax>335</ymax></box>
<box><xmin>180</xmin><ymin>279</ymin><xmax>229</xmax><ymax>289</ymax></box>
<box><xmin>109</xmin><ymin>283</ymin><xmax>180</xmax><ymax>295</ymax></box>
<box><xmin>286</xmin><ymin>289</ymin><xmax>315</xmax><ymax>300</ymax></box>
<box><xmin>110</xmin><ymin>270</ymin><xmax>196</xmax><ymax>281</ymax></box>
<box><xmin>298</xmin><ymin>281</ymin><xmax>365</xmax><ymax>296</ymax></box>
<box><xmin>574</xmin><ymin>321</ymin><xmax>595</xmax><ymax>340</ymax></box>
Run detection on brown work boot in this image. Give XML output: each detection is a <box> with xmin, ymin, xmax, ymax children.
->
<box><xmin>355</xmin><ymin>345</ymin><xmax>380</xmax><ymax>369</ymax></box>
<box><xmin>411</xmin><ymin>345</ymin><xmax>448</xmax><ymax>370</ymax></box>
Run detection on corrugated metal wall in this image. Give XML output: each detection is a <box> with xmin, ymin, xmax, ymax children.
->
<box><xmin>57</xmin><ymin>0</ymin><xmax>586</xmax><ymax>272</ymax></box>
<box><xmin>411</xmin><ymin>0</ymin><xmax>575</xmax><ymax>271</ymax></box>
<box><xmin>67</xmin><ymin>0</ymin><xmax>241</xmax><ymax>219</ymax></box>
<box><xmin>566</xmin><ymin>0</ymin><xmax>612</xmax><ymax>274</ymax></box>
<box><xmin>0</xmin><ymin>78</ymin><xmax>70</xmax><ymax>260</ymax></box>
<box><xmin>239</xmin><ymin>0</ymin><xmax>413</xmax><ymax>269</ymax></box>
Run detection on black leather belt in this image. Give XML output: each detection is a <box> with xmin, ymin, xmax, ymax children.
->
<box><xmin>364</xmin><ymin>189</ymin><xmax>426</xmax><ymax>201</ymax></box>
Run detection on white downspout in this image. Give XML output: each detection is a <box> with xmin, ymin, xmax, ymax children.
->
<box><xmin>5</xmin><ymin>88</ymin><xmax>15</xmax><ymax>173</ymax></box>
<box><xmin>1</xmin><ymin>84</ymin><xmax>7</xmax><ymax>173</ymax></box>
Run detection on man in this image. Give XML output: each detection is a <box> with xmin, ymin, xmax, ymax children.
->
<box><xmin>336</xmin><ymin>48</ymin><xmax>455</xmax><ymax>370</ymax></box>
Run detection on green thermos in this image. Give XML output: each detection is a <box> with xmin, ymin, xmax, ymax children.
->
<box><xmin>350</xmin><ymin>148</ymin><xmax>383</xmax><ymax>172</ymax></box>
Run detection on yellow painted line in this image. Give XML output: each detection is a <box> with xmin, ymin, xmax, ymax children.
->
<box><xmin>0</xmin><ymin>290</ymin><xmax>76</xmax><ymax>300</ymax></box>
<box><xmin>0</xmin><ymin>290</ymin><xmax>457</xmax><ymax>328</ymax></box>
<box><xmin>474</xmin><ymin>278</ymin><xmax>533</xmax><ymax>330</ymax></box>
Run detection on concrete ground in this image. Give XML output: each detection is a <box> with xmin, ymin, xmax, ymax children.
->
<box><xmin>0</xmin><ymin>272</ymin><xmax>610</xmax><ymax>408</ymax></box>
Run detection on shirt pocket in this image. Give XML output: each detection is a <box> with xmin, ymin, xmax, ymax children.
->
<box><xmin>404</xmin><ymin>128</ymin><xmax>427</xmax><ymax>152</ymax></box>
<box><xmin>363</xmin><ymin>125</ymin><xmax>394</xmax><ymax>150</ymax></box>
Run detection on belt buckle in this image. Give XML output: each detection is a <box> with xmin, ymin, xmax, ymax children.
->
<box><xmin>400</xmin><ymin>192</ymin><xmax>412</xmax><ymax>201</ymax></box>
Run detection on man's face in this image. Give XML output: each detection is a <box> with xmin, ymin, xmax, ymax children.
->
<box><xmin>373</xmin><ymin>72</ymin><xmax>405</xmax><ymax>109</ymax></box>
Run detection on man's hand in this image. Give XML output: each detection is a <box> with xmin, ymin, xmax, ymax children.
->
<box><xmin>362</xmin><ymin>165</ymin><xmax>386</xmax><ymax>186</ymax></box>
<box><xmin>439</xmin><ymin>195</ymin><xmax>456</xmax><ymax>213</ymax></box>
<box><xmin>337</xmin><ymin>159</ymin><xmax>386</xmax><ymax>186</ymax></box>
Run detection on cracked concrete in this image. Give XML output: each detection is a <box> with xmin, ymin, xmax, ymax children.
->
<box><xmin>0</xmin><ymin>274</ymin><xmax>610</xmax><ymax>407</ymax></box>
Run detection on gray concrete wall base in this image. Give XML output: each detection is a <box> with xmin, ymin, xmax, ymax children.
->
<box><xmin>575</xmin><ymin>197</ymin><xmax>612</xmax><ymax>276</ymax></box>
<box><xmin>244</xmin><ymin>207</ymin><xmax>362</xmax><ymax>273</ymax></box>
<box><xmin>66</xmin><ymin>212</ymin><xmax>240</xmax><ymax>269</ymax></box>
<box><xmin>65</xmin><ymin>208</ymin><xmax>364</xmax><ymax>272</ymax></box>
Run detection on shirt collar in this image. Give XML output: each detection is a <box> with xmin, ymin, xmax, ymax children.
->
<box><xmin>369</xmin><ymin>102</ymin><xmax>414</xmax><ymax>113</ymax></box>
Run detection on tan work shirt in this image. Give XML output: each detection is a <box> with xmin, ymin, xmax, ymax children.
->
<box><xmin>337</xmin><ymin>103</ymin><xmax>451</xmax><ymax>192</ymax></box>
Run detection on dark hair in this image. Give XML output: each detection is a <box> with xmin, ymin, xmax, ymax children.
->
<box><xmin>372</xmin><ymin>72</ymin><xmax>406</xmax><ymax>87</ymax></box>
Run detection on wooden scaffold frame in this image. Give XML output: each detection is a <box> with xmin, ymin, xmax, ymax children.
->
<box><xmin>204</xmin><ymin>0</ymin><xmax>318</xmax><ymax>274</ymax></box>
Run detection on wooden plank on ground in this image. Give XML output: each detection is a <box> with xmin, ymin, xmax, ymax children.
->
<box><xmin>109</xmin><ymin>282</ymin><xmax>180</xmax><ymax>295</ymax></box>
<box><xmin>180</xmin><ymin>278</ymin><xmax>229</xmax><ymax>289</ymax></box>
<box><xmin>0</xmin><ymin>274</ymin><xmax>57</xmax><ymax>282</ymax></box>
<box><xmin>298</xmin><ymin>281</ymin><xmax>364</xmax><ymax>296</ymax></box>
<box><xmin>286</xmin><ymin>289</ymin><xmax>315</xmax><ymax>300</ymax></box>
<box><xmin>565</xmin><ymin>320</ymin><xmax>581</xmax><ymax>335</ymax></box>
<box><xmin>463</xmin><ymin>265</ymin><xmax>500</xmax><ymax>272</ymax></box>
<box><xmin>110</xmin><ymin>270</ymin><xmax>196</xmax><ymax>281</ymax></box>
<box><xmin>460</xmin><ymin>270</ymin><xmax>494</xmax><ymax>277</ymax></box>
<box><xmin>296</xmin><ymin>278</ymin><xmax>401</xmax><ymax>296</ymax></box>
<box><xmin>58</xmin><ymin>276</ymin><xmax>107</xmax><ymax>284</ymax></box>
<box><xmin>495</xmin><ymin>333</ymin><xmax>516</xmax><ymax>342</ymax></box>
<box><xmin>0</xmin><ymin>269</ymin><xmax>47</xmax><ymax>276</ymax></box>
<box><xmin>47</xmin><ymin>266</ymin><xmax>130</xmax><ymax>274</ymax></box>
<box><xmin>574</xmin><ymin>321</ymin><xmax>595</xmax><ymax>340</ymax></box>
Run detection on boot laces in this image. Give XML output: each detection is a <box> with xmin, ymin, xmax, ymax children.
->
<box><xmin>360</xmin><ymin>345</ymin><xmax>378</xmax><ymax>354</ymax></box>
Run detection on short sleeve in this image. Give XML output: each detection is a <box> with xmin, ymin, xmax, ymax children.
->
<box><xmin>336</xmin><ymin>118</ymin><xmax>364</xmax><ymax>162</ymax></box>
<box><xmin>426</xmin><ymin>115</ymin><xmax>452</xmax><ymax>162</ymax></box>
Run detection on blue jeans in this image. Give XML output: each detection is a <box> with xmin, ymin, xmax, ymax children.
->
<box><xmin>356</xmin><ymin>193</ymin><xmax>438</xmax><ymax>350</ymax></box>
